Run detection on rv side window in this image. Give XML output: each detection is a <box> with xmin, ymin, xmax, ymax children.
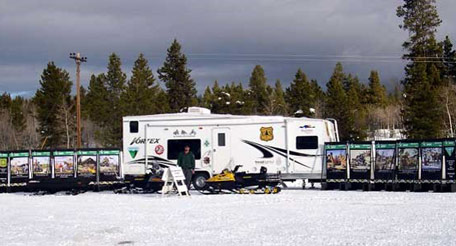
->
<box><xmin>218</xmin><ymin>133</ymin><xmax>226</xmax><ymax>147</ymax></box>
<box><xmin>167</xmin><ymin>139</ymin><xmax>201</xmax><ymax>160</ymax></box>
<box><xmin>296</xmin><ymin>136</ymin><xmax>318</xmax><ymax>149</ymax></box>
<box><xmin>130</xmin><ymin>121</ymin><xmax>139</xmax><ymax>133</ymax></box>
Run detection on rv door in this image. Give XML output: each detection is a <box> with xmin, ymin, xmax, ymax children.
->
<box><xmin>212</xmin><ymin>128</ymin><xmax>231</xmax><ymax>173</ymax></box>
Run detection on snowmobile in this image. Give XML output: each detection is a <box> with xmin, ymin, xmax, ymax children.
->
<box><xmin>201</xmin><ymin>165</ymin><xmax>282</xmax><ymax>194</ymax></box>
<box><xmin>114</xmin><ymin>163</ymin><xmax>164</xmax><ymax>194</ymax></box>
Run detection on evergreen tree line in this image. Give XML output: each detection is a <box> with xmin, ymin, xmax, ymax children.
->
<box><xmin>1</xmin><ymin>0</ymin><xmax>456</xmax><ymax>150</ymax></box>
<box><xmin>202</xmin><ymin>64</ymin><xmax>403</xmax><ymax>142</ymax></box>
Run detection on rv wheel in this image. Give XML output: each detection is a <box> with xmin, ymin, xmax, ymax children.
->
<box><xmin>192</xmin><ymin>173</ymin><xmax>209</xmax><ymax>190</ymax></box>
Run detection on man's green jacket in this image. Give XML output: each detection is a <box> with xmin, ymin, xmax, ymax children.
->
<box><xmin>177</xmin><ymin>152</ymin><xmax>195</xmax><ymax>169</ymax></box>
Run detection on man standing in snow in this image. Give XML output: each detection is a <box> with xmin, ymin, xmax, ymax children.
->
<box><xmin>177</xmin><ymin>145</ymin><xmax>195</xmax><ymax>190</ymax></box>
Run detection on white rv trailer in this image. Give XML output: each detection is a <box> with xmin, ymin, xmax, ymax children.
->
<box><xmin>122</xmin><ymin>107</ymin><xmax>339</xmax><ymax>189</ymax></box>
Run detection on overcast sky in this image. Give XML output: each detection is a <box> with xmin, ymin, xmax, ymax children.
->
<box><xmin>1</xmin><ymin>0</ymin><xmax>456</xmax><ymax>97</ymax></box>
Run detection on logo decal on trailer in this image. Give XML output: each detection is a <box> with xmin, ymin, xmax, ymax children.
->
<box><xmin>128</xmin><ymin>147</ymin><xmax>139</xmax><ymax>159</ymax></box>
<box><xmin>173</xmin><ymin>129</ymin><xmax>197</xmax><ymax>137</ymax></box>
<box><xmin>260</xmin><ymin>127</ymin><xmax>274</xmax><ymax>141</ymax></box>
<box><xmin>155</xmin><ymin>145</ymin><xmax>164</xmax><ymax>155</ymax></box>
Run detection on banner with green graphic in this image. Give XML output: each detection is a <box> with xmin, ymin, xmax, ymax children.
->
<box><xmin>325</xmin><ymin>143</ymin><xmax>347</xmax><ymax>180</ymax></box>
<box><xmin>397</xmin><ymin>141</ymin><xmax>419</xmax><ymax>180</ymax></box>
<box><xmin>421</xmin><ymin>142</ymin><xmax>442</xmax><ymax>171</ymax></box>
<box><xmin>77</xmin><ymin>150</ymin><xmax>97</xmax><ymax>178</ymax></box>
<box><xmin>398</xmin><ymin>143</ymin><xmax>419</xmax><ymax>171</ymax></box>
<box><xmin>444</xmin><ymin>140</ymin><xmax>456</xmax><ymax>180</ymax></box>
<box><xmin>99</xmin><ymin>149</ymin><xmax>120</xmax><ymax>179</ymax></box>
<box><xmin>349</xmin><ymin>143</ymin><xmax>371</xmax><ymax>170</ymax></box>
<box><xmin>0</xmin><ymin>152</ymin><xmax>7</xmax><ymax>183</ymax></box>
<box><xmin>375</xmin><ymin>143</ymin><xmax>396</xmax><ymax>171</ymax></box>
<box><xmin>374</xmin><ymin>141</ymin><xmax>396</xmax><ymax>180</ymax></box>
<box><xmin>53</xmin><ymin>150</ymin><xmax>75</xmax><ymax>178</ymax></box>
<box><xmin>349</xmin><ymin>142</ymin><xmax>372</xmax><ymax>180</ymax></box>
<box><xmin>31</xmin><ymin>151</ymin><xmax>51</xmax><ymax>178</ymax></box>
<box><xmin>421</xmin><ymin>141</ymin><xmax>443</xmax><ymax>180</ymax></box>
<box><xmin>10</xmin><ymin>152</ymin><xmax>29</xmax><ymax>179</ymax></box>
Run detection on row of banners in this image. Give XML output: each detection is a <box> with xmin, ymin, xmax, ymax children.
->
<box><xmin>0</xmin><ymin>149</ymin><xmax>121</xmax><ymax>185</ymax></box>
<box><xmin>325</xmin><ymin>139</ymin><xmax>456</xmax><ymax>181</ymax></box>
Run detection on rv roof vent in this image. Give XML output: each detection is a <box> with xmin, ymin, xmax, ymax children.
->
<box><xmin>187</xmin><ymin>107</ymin><xmax>211</xmax><ymax>114</ymax></box>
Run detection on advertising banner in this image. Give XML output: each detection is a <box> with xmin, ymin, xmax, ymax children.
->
<box><xmin>325</xmin><ymin>143</ymin><xmax>347</xmax><ymax>180</ymax></box>
<box><xmin>444</xmin><ymin>140</ymin><xmax>456</xmax><ymax>180</ymax></box>
<box><xmin>374</xmin><ymin>142</ymin><xmax>396</xmax><ymax>180</ymax></box>
<box><xmin>98</xmin><ymin>149</ymin><xmax>120</xmax><ymax>181</ymax></box>
<box><xmin>31</xmin><ymin>151</ymin><xmax>51</xmax><ymax>178</ymax></box>
<box><xmin>397</xmin><ymin>142</ymin><xmax>419</xmax><ymax>181</ymax></box>
<box><xmin>349</xmin><ymin>143</ymin><xmax>372</xmax><ymax>180</ymax></box>
<box><xmin>9</xmin><ymin>152</ymin><xmax>29</xmax><ymax>180</ymax></box>
<box><xmin>0</xmin><ymin>152</ymin><xmax>8</xmax><ymax>185</ymax></box>
<box><xmin>421</xmin><ymin>141</ymin><xmax>443</xmax><ymax>180</ymax></box>
<box><xmin>76</xmin><ymin>150</ymin><xmax>97</xmax><ymax>178</ymax></box>
<box><xmin>53</xmin><ymin>151</ymin><xmax>75</xmax><ymax>178</ymax></box>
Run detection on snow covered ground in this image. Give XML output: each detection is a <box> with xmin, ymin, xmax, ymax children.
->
<box><xmin>1</xmin><ymin>189</ymin><xmax>456</xmax><ymax>246</ymax></box>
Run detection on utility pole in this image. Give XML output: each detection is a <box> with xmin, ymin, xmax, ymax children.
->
<box><xmin>69</xmin><ymin>52</ymin><xmax>87</xmax><ymax>148</ymax></box>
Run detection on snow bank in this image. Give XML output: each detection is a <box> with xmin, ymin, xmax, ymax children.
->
<box><xmin>0</xmin><ymin>190</ymin><xmax>455</xmax><ymax>245</ymax></box>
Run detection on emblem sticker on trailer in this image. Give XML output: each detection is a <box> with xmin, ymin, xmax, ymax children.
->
<box><xmin>155</xmin><ymin>145</ymin><xmax>164</xmax><ymax>155</ymax></box>
<box><xmin>173</xmin><ymin>129</ymin><xmax>197</xmax><ymax>137</ymax></box>
<box><xmin>260</xmin><ymin>127</ymin><xmax>274</xmax><ymax>142</ymax></box>
<box><xmin>300</xmin><ymin>124</ymin><xmax>315</xmax><ymax>133</ymax></box>
<box><xmin>128</xmin><ymin>147</ymin><xmax>139</xmax><ymax>159</ymax></box>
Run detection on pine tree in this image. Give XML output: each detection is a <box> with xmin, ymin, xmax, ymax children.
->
<box><xmin>155</xmin><ymin>88</ymin><xmax>170</xmax><ymax>113</ymax></box>
<box><xmin>121</xmin><ymin>53</ymin><xmax>159</xmax><ymax>116</ymax></box>
<box><xmin>34</xmin><ymin>62</ymin><xmax>73</xmax><ymax>148</ymax></box>
<box><xmin>85</xmin><ymin>74</ymin><xmax>110</xmax><ymax>127</ymax></box>
<box><xmin>230</xmin><ymin>82</ymin><xmax>247</xmax><ymax>115</ymax></box>
<box><xmin>442</xmin><ymin>36</ymin><xmax>456</xmax><ymax>81</ymax></box>
<box><xmin>273</xmin><ymin>80</ymin><xmax>287</xmax><ymax>115</ymax></box>
<box><xmin>397</xmin><ymin>0</ymin><xmax>442</xmax><ymax>60</ymax></box>
<box><xmin>201</xmin><ymin>86</ymin><xmax>213</xmax><ymax>109</ymax></box>
<box><xmin>202</xmin><ymin>80</ymin><xmax>248</xmax><ymax>115</ymax></box>
<box><xmin>285</xmin><ymin>69</ymin><xmax>313</xmax><ymax>116</ymax></box>
<box><xmin>389</xmin><ymin>84</ymin><xmax>403</xmax><ymax>105</ymax></box>
<box><xmin>0</xmin><ymin>93</ymin><xmax>12</xmax><ymax>111</ymax></box>
<box><xmin>310</xmin><ymin>79</ymin><xmax>325</xmax><ymax>118</ymax></box>
<box><xmin>104</xmin><ymin>53</ymin><xmax>127</xmax><ymax>147</ymax></box>
<box><xmin>208</xmin><ymin>80</ymin><xmax>224</xmax><ymax>113</ymax></box>
<box><xmin>310</xmin><ymin>80</ymin><xmax>324</xmax><ymax>101</ymax></box>
<box><xmin>106</xmin><ymin>53</ymin><xmax>127</xmax><ymax>100</ymax></box>
<box><xmin>325</xmin><ymin>63</ymin><xmax>352</xmax><ymax>141</ymax></box>
<box><xmin>157</xmin><ymin>39</ymin><xmax>197</xmax><ymax>112</ymax></box>
<box><xmin>402</xmin><ymin>63</ymin><xmax>442</xmax><ymax>137</ymax></box>
<box><xmin>248</xmin><ymin>65</ymin><xmax>268</xmax><ymax>114</ymax></box>
<box><xmin>441</xmin><ymin>37</ymin><xmax>456</xmax><ymax>136</ymax></box>
<box><xmin>220</xmin><ymin>84</ymin><xmax>235</xmax><ymax>114</ymax></box>
<box><xmin>10</xmin><ymin>97</ymin><xmax>26</xmax><ymax>134</ymax></box>
<box><xmin>79</xmin><ymin>86</ymin><xmax>88</xmax><ymax>119</ymax></box>
<box><xmin>397</xmin><ymin>0</ymin><xmax>445</xmax><ymax>138</ymax></box>
<box><xmin>367</xmin><ymin>71</ymin><xmax>388</xmax><ymax>107</ymax></box>
<box><xmin>10</xmin><ymin>97</ymin><xmax>26</xmax><ymax>149</ymax></box>
<box><xmin>345</xmin><ymin>75</ymin><xmax>368</xmax><ymax>140</ymax></box>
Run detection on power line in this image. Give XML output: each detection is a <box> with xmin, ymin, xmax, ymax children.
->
<box><xmin>185</xmin><ymin>56</ymin><xmax>456</xmax><ymax>64</ymax></box>
<box><xmin>187</xmin><ymin>53</ymin><xmax>455</xmax><ymax>60</ymax></box>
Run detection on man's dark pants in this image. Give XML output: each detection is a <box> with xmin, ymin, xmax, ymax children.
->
<box><xmin>182</xmin><ymin>169</ymin><xmax>193</xmax><ymax>190</ymax></box>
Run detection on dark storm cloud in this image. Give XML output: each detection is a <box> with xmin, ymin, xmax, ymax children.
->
<box><xmin>1</xmin><ymin>0</ymin><xmax>455</xmax><ymax>96</ymax></box>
